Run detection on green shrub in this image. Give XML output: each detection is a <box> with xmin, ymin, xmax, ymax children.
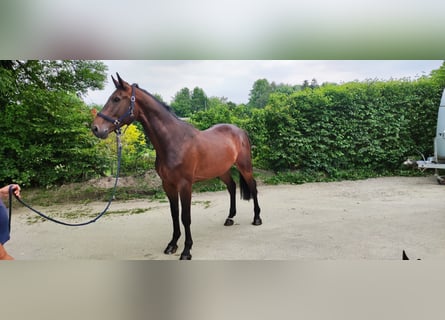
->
<box><xmin>191</xmin><ymin>77</ymin><xmax>443</xmax><ymax>181</ymax></box>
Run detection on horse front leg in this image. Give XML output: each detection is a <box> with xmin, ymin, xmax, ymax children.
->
<box><xmin>163</xmin><ymin>183</ymin><xmax>181</xmax><ymax>255</ymax></box>
<box><xmin>179</xmin><ymin>183</ymin><xmax>193</xmax><ymax>260</ymax></box>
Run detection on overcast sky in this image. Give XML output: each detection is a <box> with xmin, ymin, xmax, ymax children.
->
<box><xmin>84</xmin><ymin>60</ymin><xmax>443</xmax><ymax>106</ymax></box>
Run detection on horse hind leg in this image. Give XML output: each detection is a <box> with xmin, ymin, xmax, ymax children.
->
<box><xmin>219</xmin><ymin>171</ymin><xmax>237</xmax><ymax>226</ymax></box>
<box><xmin>236</xmin><ymin>132</ymin><xmax>262</xmax><ymax>225</ymax></box>
<box><xmin>239</xmin><ymin>172</ymin><xmax>262</xmax><ymax>226</ymax></box>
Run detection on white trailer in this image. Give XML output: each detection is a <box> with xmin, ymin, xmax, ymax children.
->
<box><xmin>415</xmin><ymin>88</ymin><xmax>445</xmax><ymax>183</ymax></box>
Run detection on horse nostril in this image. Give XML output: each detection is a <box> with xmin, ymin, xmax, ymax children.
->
<box><xmin>91</xmin><ymin>125</ymin><xmax>109</xmax><ymax>139</ymax></box>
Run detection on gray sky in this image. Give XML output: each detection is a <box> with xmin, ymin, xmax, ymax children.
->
<box><xmin>84</xmin><ymin>60</ymin><xmax>443</xmax><ymax>106</ymax></box>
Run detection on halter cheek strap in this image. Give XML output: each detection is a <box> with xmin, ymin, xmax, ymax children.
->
<box><xmin>98</xmin><ymin>84</ymin><xmax>137</xmax><ymax>130</ymax></box>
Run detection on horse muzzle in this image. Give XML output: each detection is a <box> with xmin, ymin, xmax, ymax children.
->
<box><xmin>91</xmin><ymin>124</ymin><xmax>110</xmax><ymax>139</ymax></box>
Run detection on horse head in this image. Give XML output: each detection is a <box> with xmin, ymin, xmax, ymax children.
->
<box><xmin>91</xmin><ymin>73</ymin><xmax>136</xmax><ymax>139</ymax></box>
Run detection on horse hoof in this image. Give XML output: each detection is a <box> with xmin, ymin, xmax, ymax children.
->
<box><xmin>224</xmin><ymin>218</ymin><xmax>234</xmax><ymax>226</ymax></box>
<box><xmin>164</xmin><ymin>244</ymin><xmax>178</xmax><ymax>255</ymax></box>
<box><xmin>180</xmin><ymin>254</ymin><xmax>192</xmax><ymax>260</ymax></box>
<box><xmin>252</xmin><ymin>218</ymin><xmax>262</xmax><ymax>226</ymax></box>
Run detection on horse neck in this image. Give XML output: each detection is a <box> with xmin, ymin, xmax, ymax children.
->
<box><xmin>135</xmin><ymin>92</ymin><xmax>196</xmax><ymax>154</ymax></box>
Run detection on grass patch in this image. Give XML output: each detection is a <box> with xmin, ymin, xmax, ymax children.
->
<box><xmin>17</xmin><ymin>167</ymin><xmax>430</xmax><ymax>208</ymax></box>
<box><xmin>259</xmin><ymin>167</ymin><xmax>429</xmax><ymax>185</ymax></box>
<box><xmin>26</xmin><ymin>206</ymin><xmax>152</xmax><ymax>225</ymax></box>
<box><xmin>192</xmin><ymin>200</ymin><xmax>211</xmax><ymax>209</ymax></box>
<box><xmin>193</xmin><ymin>179</ymin><xmax>226</xmax><ymax>192</ymax></box>
<box><xmin>19</xmin><ymin>175</ymin><xmax>164</xmax><ymax>207</ymax></box>
<box><xmin>104</xmin><ymin>207</ymin><xmax>152</xmax><ymax>216</ymax></box>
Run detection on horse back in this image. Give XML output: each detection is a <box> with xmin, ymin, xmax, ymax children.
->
<box><xmin>202</xmin><ymin>123</ymin><xmax>250</xmax><ymax>149</ymax></box>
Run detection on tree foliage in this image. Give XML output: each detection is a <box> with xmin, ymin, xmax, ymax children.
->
<box><xmin>248</xmin><ymin>79</ymin><xmax>272</xmax><ymax>108</ymax></box>
<box><xmin>191</xmin><ymin>87</ymin><xmax>208</xmax><ymax>113</ymax></box>
<box><xmin>190</xmin><ymin>65</ymin><xmax>445</xmax><ymax>179</ymax></box>
<box><xmin>2</xmin><ymin>60</ymin><xmax>444</xmax><ymax>187</ymax></box>
<box><xmin>171</xmin><ymin>86</ymin><xmax>209</xmax><ymax>117</ymax></box>
<box><xmin>171</xmin><ymin>87</ymin><xmax>192</xmax><ymax>117</ymax></box>
<box><xmin>251</xmin><ymin>79</ymin><xmax>441</xmax><ymax>173</ymax></box>
<box><xmin>248</xmin><ymin>78</ymin><xmax>302</xmax><ymax>108</ymax></box>
<box><xmin>430</xmin><ymin>62</ymin><xmax>445</xmax><ymax>88</ymax></box>
<box><xmin>0</xmin><ymin>60</ymin><xmax>108</xmax><ymax>186</ymax></box>
<box><xmin>97</xmin><ymin>124</ymin><xmax>155</xmax><ymax>176</ymax></box>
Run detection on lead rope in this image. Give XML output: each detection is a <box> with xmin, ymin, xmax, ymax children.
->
<box><xmin>8</xmin><ymin>185</ymin><xmax>13</xmax><ymax>232</ymax></box>
<box><xmin>8</xmin><ymin>130</ymin><xmax>123</xmax><ymax>229</ymax></box>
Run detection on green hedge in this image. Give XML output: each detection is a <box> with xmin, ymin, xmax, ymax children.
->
<box><xmin>192</xmin><ymin>78</ymin><xmax>443</xmax><ymax>177</ymax></box>
<box><xmin>0</xmin><ymin>92</ymin><xmax>107</xmax><ymax>186</ymax></box>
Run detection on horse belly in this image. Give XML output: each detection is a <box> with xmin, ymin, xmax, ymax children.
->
<box><xmin>193</xmin><ymin>144</ymin><xmax>237</xmax><ymax>181</ymax></box>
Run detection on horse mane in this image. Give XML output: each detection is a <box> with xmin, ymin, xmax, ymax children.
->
<box><xmin>132</xmin><ymin>83</ymin><xmax>178</xmax><ymax>117</ymax></box>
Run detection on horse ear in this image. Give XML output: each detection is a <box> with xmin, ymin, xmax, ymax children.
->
<box><xmin>111</xmin><ymin>74</ymin><xmax>120</xmax><ymax>88</ymax></box>
<box><xmin>116</xmin><ymin>73</ymin><xmax>126</xmax><ymax>88</ymax></box>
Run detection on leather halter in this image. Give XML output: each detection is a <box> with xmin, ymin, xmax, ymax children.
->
<box><xmin>97</xmin><ymin>84</ymin><xmax>137</xmax><ymax>130</ymax></box>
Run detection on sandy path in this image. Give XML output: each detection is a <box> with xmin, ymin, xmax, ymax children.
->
<box><xmin>6</xmin><ymin>176</ymin><xmax>445</xmax><ymax>260</ymax></box>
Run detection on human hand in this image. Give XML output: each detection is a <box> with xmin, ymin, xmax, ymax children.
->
<box><xmin>0</xmin><ymin>184</ymin><xmax>21</xmax><ymax>200</ymax></box>
<box><xmin>9</xmin><ymin>184</ymin><xmax>21</xmax><ymax>198</ymax></box>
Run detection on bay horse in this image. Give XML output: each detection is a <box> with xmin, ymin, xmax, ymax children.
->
<box><xmin>91</xmin><ymin>73</ymin><xmax>262</xmax><ymax>260</ymax></box>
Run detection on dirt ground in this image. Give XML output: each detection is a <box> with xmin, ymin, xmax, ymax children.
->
<box><xmin>6</xmin><ymin>176</ymin><xmax>445</xmax><ymax>260</ymax></box>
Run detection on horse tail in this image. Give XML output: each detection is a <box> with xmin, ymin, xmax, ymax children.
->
<box><xmin>239</xmin><ymin>172</ymin><xmax>252</xmax><ymax>201</ymax></box>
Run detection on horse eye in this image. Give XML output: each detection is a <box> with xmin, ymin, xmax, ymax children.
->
<box><xmin>113</xmin><ymin>97</ymin><xmax>120</xmax><ymax>102</ymax></box>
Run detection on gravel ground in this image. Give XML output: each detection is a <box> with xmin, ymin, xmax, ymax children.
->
<box><xmin>6</xmin><ymin>176</ymin><xmax>445</xmax><ymax>260</ymax></box>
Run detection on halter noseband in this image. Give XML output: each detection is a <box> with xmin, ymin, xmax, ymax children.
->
<box><xmin>97</xmin><ymin>84</ymin><xmax>137</xmax><ymax>131</ymax></box>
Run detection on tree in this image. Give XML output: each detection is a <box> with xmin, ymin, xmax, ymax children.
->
<box><xmin>171</xmin><ymin>86</ymin><xmax>209</xmax><ymax>117</ymax></box>
<box><xmin>152</xmin><ymin>93</ymin><xmax>166</xmax><ymax>104</ymax></box>
<box><xmin>309</xmin><ymin>78</ymin><xmax>319</xmax><ymax>89</ymax></box>
<box><xmin>171</xmin><ymin>87</ymin><xmax>192</xmax><ymax>117</ymax></box>
<box><xmin>302</xmin><ymin>79</ymin><xmax>319</xmax><ymax>90</ymax></box>
<box><xmin>191</xmin><ymin>87</ymin><xmax>208</xmax><ymax>113</ymax></box>
<box><xmin>430</xmin><ymin>61</ymin><xmax>445</xmax><ymax>87</ymax></box>
<box><xmin>274</xmin><ymin>83</ymin><xmax>301</xmax><ymax>95</ymax></box>
<box><xmin>248</xmin><ymin>79</ymin><xmax>272</xmax><ymax>108</ymax></box>
<box><xmin>6</xmin><ymin>60</ymin><xmax>106</xmax><ymax>96</ymax></box>
<box><xmin>97</xmin><ymin>123</ymin><xmax>153</xmax><ymax>176</ymax></box>
<box><xmin>0</xmin><ymin>60</ymin><xmax>108</xmax><ymax>186</ymax></box>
